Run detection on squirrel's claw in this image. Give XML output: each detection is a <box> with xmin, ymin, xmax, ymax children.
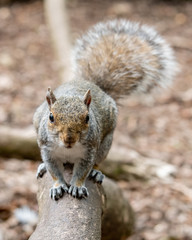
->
<box><xmin>61</xmin><ymin>184</ymin><xmax>69</xmax><ymax>193</ymax></box>
<box><xmin>36</xmin><ymin>163</ymin><xmax>47</xmax><ymax>179</ymax></box>
<box><xmin>89</xmin><ymin>169</ymin><xmax>105</xmax><ymax>184</ymax></box>
<box><xmin>68</xmin><ymin>185</ymin><xmax>89</xmax><ymax>199</ymax></box>
<box><xmin>49</xmin><ymin>184</ymin><xmax>68</xmax><ymax>201</ymax></box>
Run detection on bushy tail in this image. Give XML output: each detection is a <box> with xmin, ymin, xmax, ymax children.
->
<box><xmin>73</xmin><ymin>19</ymin><xmax>178</xmax><ymax>100</ymax></box>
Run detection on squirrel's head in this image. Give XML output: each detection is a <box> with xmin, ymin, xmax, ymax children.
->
<box><xmin>46</xmin><ymin>87</ymin><xmax>91</xmax><ymax>149</ymax></box>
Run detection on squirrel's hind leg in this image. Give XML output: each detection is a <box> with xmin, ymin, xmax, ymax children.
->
<box><xmin>36</xmin><ymin>162</ymin><xmax>47</xmax><ymax>178</ymax></box>
<box><xmin>96</xmin><ymin>131</ymin><xmax>113</xmax><ymax>164</ymax></box>
<box><xmin>89</xmin><ymin>131</ymin><xmax>114</xmax><ymax>184</ymax></box>
<box><xmin>89</xmin><ymin>166</ymin><xmax>105</xmax><ymax>184</ymax></box>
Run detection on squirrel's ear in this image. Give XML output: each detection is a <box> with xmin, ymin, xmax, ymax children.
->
<box><xmin>84</xmin><ymin>89</ymin><xmax>91</xmax><ymax>108</ymax></box>
<box><xmin>46</xmin><ymin>87</ymin><xmax>57</xmax><ymax>110</ymax></box>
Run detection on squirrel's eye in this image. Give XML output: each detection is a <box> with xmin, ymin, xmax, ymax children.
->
<box><xmin>85</xmin><ymin>114</ymin><xmax>89</xmax><ymax>124</ymax></box>
<box><xmin>49</xmin><ymin>113</ymin><xmax>54</xmax><ymax>123</ymax></box>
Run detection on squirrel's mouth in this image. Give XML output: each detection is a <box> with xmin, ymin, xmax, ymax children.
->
<box><xmin>64</xmin><ymin>141</ymin><xmax>76</xmax><ymax>149</ymax></box>
<box><xmin>65</xmin><ymin>144</ymin><xmax>72</xmax><ymax>149</ymax></box>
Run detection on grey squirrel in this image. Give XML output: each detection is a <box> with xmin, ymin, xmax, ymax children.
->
<box><xmin>33</xmin><ymin>19</ymin><xmax>177</xmax><ymax>200</ymax></box>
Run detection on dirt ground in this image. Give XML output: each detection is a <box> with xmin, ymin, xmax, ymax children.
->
<box><xmin>0</xmin><ymin>0</ymin><xmax>192</xmax><ymax>239</ymax></box>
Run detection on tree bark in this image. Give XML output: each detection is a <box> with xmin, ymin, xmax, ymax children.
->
<box><xmin>29</xmin><ymin>166</ymin><xmax>134</xmax><ymax>240</ymax></box>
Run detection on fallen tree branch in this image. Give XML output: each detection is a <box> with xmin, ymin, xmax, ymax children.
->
<box><xmin>0</xmin><ymin>126</ymin><xmax>40</xmax><ymax>160</ymax></box>
<box><xmin>29</xmin><ymin>166</ymin><xmax>134</xmax><ymax>240</ymax></box>
<box><xmin>0</xmin><ymin>126</ymin><xmax>176</xmax><ymax>182</ymax></box>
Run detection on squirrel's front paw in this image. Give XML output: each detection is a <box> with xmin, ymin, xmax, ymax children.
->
<box><xmin>68</xmin><ymin>185</ymin><xmax>89</xmax><ymax>199</ymax></box>
<box><xmin>49</xmin><ymin>184</ymin><xmax>68</xmax><ymax>201</ymax></box>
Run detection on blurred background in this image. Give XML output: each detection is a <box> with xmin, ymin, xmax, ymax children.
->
<box><xmin>0</xmin><ymin>0</ymin><xmax>192</xmax><ymax>239</ymax></box>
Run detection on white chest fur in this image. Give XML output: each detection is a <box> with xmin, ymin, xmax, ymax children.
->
<box><xmin>51</xmin><ymin>142</ymin><xmax>86</xmax><ymax>164</ymax></box>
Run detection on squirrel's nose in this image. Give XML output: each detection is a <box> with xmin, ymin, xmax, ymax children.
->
<box><xmin>63</xmin><ymin>135</ymin><xmax>76</xmax><ymax>145</ymax></box>
<box><xmin>65</xmin><ymin>135</ymin><xmax>72</xmax><ymax>142</ymax></box>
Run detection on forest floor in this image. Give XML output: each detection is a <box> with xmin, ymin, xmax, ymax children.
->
<box><xmin>0</xmin><ymin>0</ymin><xmax>192</xmax><ymax>239</ymax></box>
